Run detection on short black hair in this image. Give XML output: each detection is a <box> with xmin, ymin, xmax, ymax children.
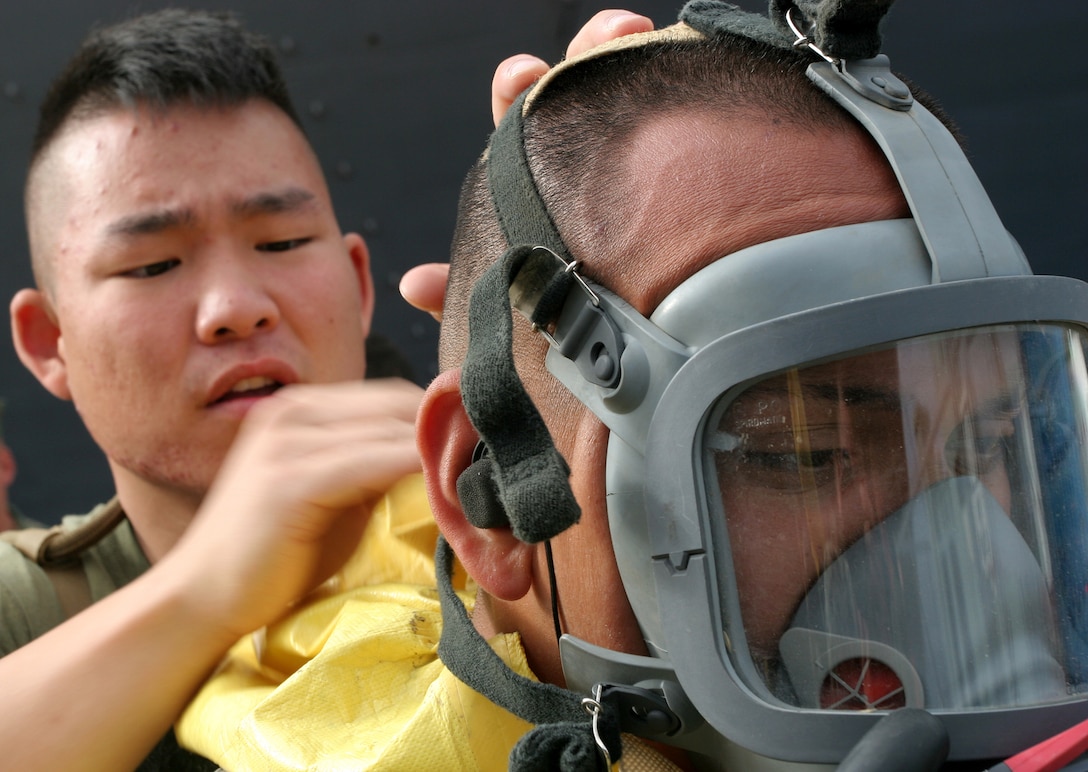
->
<box><xmin>31</xmin><ymin>8</ymin><xmax>302</xmax><ymax>162</ymax></box>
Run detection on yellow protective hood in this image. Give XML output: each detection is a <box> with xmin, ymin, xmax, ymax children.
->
<box><xmin>176</xmin><ymin>474</ymin><xmax>534</xmax><ymax>771</ymax></box>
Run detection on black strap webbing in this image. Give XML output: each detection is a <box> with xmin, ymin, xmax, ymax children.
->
<box><xmin>487</xmin><ymin>91</ymin><xmax>571</xmax><ymax>260</ymax></box>
<box><xmin>449</xmin><ymin>48</ymin><xmax>624</xmax><ymax>771</ymax></box>
<box><xmin>460</xmin><ymin>244</ymin><xmax>581</xmax><ymax>545</ymax></box>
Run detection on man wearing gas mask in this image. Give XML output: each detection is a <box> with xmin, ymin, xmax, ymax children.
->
<box><xmin>416</xmin><ymin>0</ymin><xmax>1088</xmax><ymax>769</ymax></box>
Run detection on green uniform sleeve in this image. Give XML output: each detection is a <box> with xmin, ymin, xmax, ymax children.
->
<box><xmin>0</xmin><ymin>541</ymin><xmax>66</xmax><ymax>656</ymax></box>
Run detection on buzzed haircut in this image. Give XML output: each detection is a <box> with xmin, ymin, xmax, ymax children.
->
<box><xmin>31</xmin><ymin>8</ymin><xmax>301</xmax><ymax>164</ymax></box>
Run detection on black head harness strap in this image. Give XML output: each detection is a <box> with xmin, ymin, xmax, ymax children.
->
<box><xmin>437</xmin><ymin>88</ymin><xmax>620</xmax><ymax>770</ymax></box>
<box><xmin>771</xmin><ymin>0</ymin><xmax>895</xmax><ymax>60</ymax></box>
<box><xmin>459</xmin><ymin>87</ymin><xmax>582</xmax><ymax>545</ymax></box>
<box><xmin>436</xmin><ymin>538</ymin><xmax>621</xmax><ymax>771</ymax></box>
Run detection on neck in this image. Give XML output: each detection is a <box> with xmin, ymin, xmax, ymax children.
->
<box><xmin>109</xmin><ymin>465</ymin><xmax>203</xmax><ymax>563</ymax></box>
<box><xmin>474</xmin><ymin>581</ymin><xmax>569</xmax><ymax>687</ymax></box>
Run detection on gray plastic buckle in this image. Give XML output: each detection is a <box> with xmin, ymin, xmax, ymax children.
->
<box><xmin>511</xmin><ymin>246</ymin><xmax>624</xmax><ymax>389</ymax></box>
<box><xmin>784</xmin><ymin>8</ymin><xmax>912</xmax><ymax>110</ymax></box>
<box><xmin>839</xmin><ymin>56</ymin><xmax>913</xmax><ymax>111</ymax></box>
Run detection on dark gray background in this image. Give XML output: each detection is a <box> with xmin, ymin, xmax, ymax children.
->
<box><xmin>1</xmin><ymin>1</ymin><xmax>1085</xmax><ymax>523</ymax></box>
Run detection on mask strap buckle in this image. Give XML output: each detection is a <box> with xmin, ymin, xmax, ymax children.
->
<box><xmin>533</xmin><ymin>259</ymin><xmax>600</xmax><ymax>340</ymax></box>
<box><xmin>581</xmin><ymin>684</ymin><xmax>613</xmax><ymax>769</ymax></box>
<box><xmin>511</xmin><ymin>246</ymin><xmax>625</xmax><ymax>390</ymax></box>
<box><xmin>785</xmin><ymin>7</ymin><xmax>836</xmax><ymax>64</ymax></box>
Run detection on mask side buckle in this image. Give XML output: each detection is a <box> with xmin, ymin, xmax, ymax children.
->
<box><xmin>511</xmin><ymin>246</ymin><xmax>625</xmax><ymax>390</ymax></box>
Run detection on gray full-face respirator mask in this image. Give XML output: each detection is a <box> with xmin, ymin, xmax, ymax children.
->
<box><xmin>434</xmin><ymin>2</ymin><xmax>1088</xmax><ymax>770</ymax></box>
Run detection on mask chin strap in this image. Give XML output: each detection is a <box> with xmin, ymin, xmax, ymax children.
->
<box><xmin>436</xmin><ymin>538</ymin><xmax>621</xmax><ymax>771</ymax></box>
<box><xmin>435</xmin><ymin>87</ymin><xmax>623</xmax><ymax>770</ymax></box>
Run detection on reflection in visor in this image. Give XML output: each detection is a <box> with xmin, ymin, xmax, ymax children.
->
<box><xmin>705</xmin><ymin>324</ymin><xmax>1088</xmax><ymax>713</ymax></box>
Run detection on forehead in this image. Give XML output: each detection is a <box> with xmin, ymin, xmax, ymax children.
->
<box><xmin>595</xmin><ymin>111</ymin><xmax>907</xmax><ymax>314</ymax></box>
<box><xmin>26</xmin><ymin>100</ymin><xmax>329</xmax><ymax>279</ymax></box>
<box><xmin>47</xmin><ymin>99</ymin><xmax>323</xmax><ymax>201</ymax></box>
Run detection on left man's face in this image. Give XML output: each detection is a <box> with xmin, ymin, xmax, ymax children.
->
<box><xmin>21</xmin><ymin>100</ymin><xmax>372</xmax><ymax>497</ymax></box>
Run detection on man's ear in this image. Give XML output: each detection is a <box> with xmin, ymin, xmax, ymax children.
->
<box><xmin>10</xmin><ymin>288</ymin><xmax>71</xmax><ymax>400</ymax></box>
<box><xmin>418</xmin><ymin>368</ymin><xmax>534</xmax><ymax>601</ymax></box>
<box><xmin>343</xmin><ymin>232</ymin><xmax>375</xmax><ymax>339</ymax></box>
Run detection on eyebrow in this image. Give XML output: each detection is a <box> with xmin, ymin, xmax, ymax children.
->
<box><xmin>803</xmin><ymin>383</ymin><xmax>902</xmax><ymax>410</ymax></box>
<box><xmin>106</xmin><ymin>208</ymin><xmax>195</xmax><ymax>238</ymax></box>
<box><xmin>104</xmin><ymin>186</ymin><xmax>319</xmax><ymax>238</ymax></box>
<box><xmin>231</xmin><ymin>187</ymin><xmax>318</xmax><ymax>219</ymax></box>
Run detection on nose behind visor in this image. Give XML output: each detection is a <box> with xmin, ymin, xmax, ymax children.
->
<box><xmin>781</xmin><ymin>476</ymin><xmax>1069</xmax><ymax>711</ymax></box>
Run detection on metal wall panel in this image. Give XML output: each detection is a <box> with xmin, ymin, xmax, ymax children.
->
<box><xmin>1</xmin><ymin>1</ymin><xmax>1084</xmax><ymax>522</ymax></box>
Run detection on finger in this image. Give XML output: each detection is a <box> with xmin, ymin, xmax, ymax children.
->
<box><xmin>204</xmin><ymin>412</ymin><xmax>421</xmax><ymax>541</ymax></box>
<box><xmin>269</xmin><ymin>434</ymin><xmax>422</xmax><ymax>515</ymax></box>
<box><xmin>491</xmin><ymin>54</ymin><xmax>548</xmax><ymax>126</ymax></box>
<box><xmin>565</xmin><ymin>10</ymin><xmax>654</xmax><ymax>58</ymax></box>
<box><xmin>269</xmin><ymin>379</ymin><xmax>423</xmax><ymax>421</ymax></box>
<box><xmin>399</xmin><ymin>263</ymin><xmax>450</xmax><ymax>321</ymax></box>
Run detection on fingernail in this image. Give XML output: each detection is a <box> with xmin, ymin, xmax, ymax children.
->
<box><xmin>505</xmin><ymin>54</ymin><xmax>539</xmax><ymax>77</ymax></box>
<box><xmin>606</xmin><ymin>11</ymin><xmax>643</xmax><ymax>30</ymax></box>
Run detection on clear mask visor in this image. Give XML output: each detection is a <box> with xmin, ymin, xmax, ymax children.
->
<box><xmin>706</xmin><ymin>323</ymin><xmax>1088</xmax><ymax>712</ymax></box>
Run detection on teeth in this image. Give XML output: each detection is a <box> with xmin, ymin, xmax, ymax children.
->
<box><xmin>229</xmin><ymin>376</ymin><xmax>276</xmax><ymax>394</ymax></box>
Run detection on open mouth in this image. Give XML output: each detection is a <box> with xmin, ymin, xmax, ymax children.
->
<box><xmin>213</xmin><ymin>376</ymin><xmax>283</xmax><ymax>404</ymax></box>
